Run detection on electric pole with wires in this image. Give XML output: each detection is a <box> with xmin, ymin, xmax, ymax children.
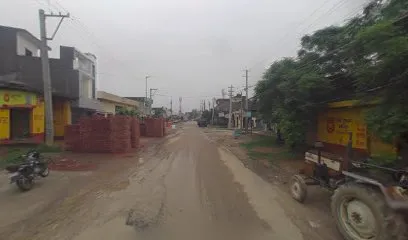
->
<box><xmin>244</xmin><ymin>69</ymin><xmax>249</xmax><ymax>133</ymax></box>
<box><xmin>228</xmin><ymin>85</ymin><xmax>234</xmax><ymax>129</ymax></box>
<box><xmin>39</xmin><ymin>9</ymin><xmax>69</xmax><ymax>145</ymax></box>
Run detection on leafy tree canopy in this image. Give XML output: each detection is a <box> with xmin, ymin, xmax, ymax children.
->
<box><xmin>255</xmin><ymin>0</ymin><xmax>408</xmax><ymax>147</ymax></box>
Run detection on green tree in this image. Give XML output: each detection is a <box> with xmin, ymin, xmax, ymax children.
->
<box><xmin>153</xmin><ymin>108</ymin><xmax>165</xmax><ymax>117</ymax></box>
<box><xmin>190</xmin><ymin>109</ymin><xmax>200</xmax><ymax>119</ymax></box>
<box><xmin>255</xmin><ymin>0</ymin><xmax>408</xmax><ymax>148</ymax></box>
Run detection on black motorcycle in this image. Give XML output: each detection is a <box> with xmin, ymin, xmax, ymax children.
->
<box><xmin>5</xmin><ymin>150</ymin><xmax>49</xmax><ymax>191</ymax></box>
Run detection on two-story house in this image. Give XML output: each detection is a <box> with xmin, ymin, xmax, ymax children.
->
<box><xmin>0</xmin><ymin>25</ymin><xmax>102</xmax><ymax>143</ymax></box>
<box><xmin>59</xmin><ymin>46</ymin><xmax>103</xmax><ymax>123</ymax></box>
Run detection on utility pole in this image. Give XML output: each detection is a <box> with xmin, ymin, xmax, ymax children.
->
<box><xmin>208</xmin><ymin>100</ymin><xmax>210</xmax><ymax>111</ymax></box>
<box><xmin>244</xmin><ymin>69</ymin><xmax>249</xmax><ymax>133</ymax></box>
<box><xmin>179</xmin><ymin>97</ymin><xmax>182</xmax><ymax>116</ymax></box>
<box><xmin>149</xmin><ymin>88</ymin><xmax>157</xmax><ymax>115</ymax></box>
<box><xmin>39</xmin><ymin>9</ymin><xmax>69</xmax><ymax>146</ymax></box>
<box><xmin>211</xmin><ymin>98</ymin><xmax>215</xmax><ymax>125</ymax></box>
<box><xmin>145</xmin><ymin>75</ymin><xmax>150</xmax><ymax>115</ymax></box>
<box><xmin>240</xmin><ymin>91</ymin><xmax>244</xmax><ymax>129</ymax></box>
<box><xmin>149</xmin><ymin>88</ymin><xmax>158</xmax><ymax>99</ymax></box>
<box><xmin>228</xmin><ymin>85</ymin><xmax>234</xmax><ymax>129</ymax></box>
<box><xmin>170</xmin><ymin>98</ymin><xmax>173</xmax><ymax>115</ymax></box>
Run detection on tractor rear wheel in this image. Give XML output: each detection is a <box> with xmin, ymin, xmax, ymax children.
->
<box><xmin>331</xmin><ymin>183</ymin><xmax>407</xmax><ymax>240</ymax></box>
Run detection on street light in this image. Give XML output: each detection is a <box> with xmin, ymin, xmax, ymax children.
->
<box><xmin>145</xmin><ymin>75</ymin><xmax>150</xmax><ymax>107</ymax></box>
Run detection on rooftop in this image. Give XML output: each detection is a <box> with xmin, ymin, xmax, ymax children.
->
<box><xmin>0</xmin><ymin>25</ymin><xmax>51</xmax><ymax>50</ymax></box>
<box><xmin>97</xmin><ymin>91</ymin><xmax>141</xmax><ymax>107</ymax></box>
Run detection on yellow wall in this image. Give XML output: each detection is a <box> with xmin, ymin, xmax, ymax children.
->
<box><xmin>318</xmin><ymin>107</ymin><xmax>367</xmax><ymax>149</ymax></box>
<box><xmin>53</xmin><ymin>100</ymin><xmax>71</xmax><ymax>137</ymax></box>
<box><xmin>63</xmin><ymin>101</ymin><xmax>71</xmax><ymax>125</ymax></box>
<box><xmin>0</xmin><ymin>109</ymin><xmax>10</xmax><ymax>140</ymax></box>
<box><xmin>317</xmin><ymin>104</ymin><xmax>396</xmax><ymax>156</ymax></box>
<box><xmin>31</xmin><ymin>99</ymin><xmax>44</xmax><ymax>134</ymax></box>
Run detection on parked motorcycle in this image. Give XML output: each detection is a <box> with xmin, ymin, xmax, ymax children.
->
<box><xmin>5</xmin><ymin>150</ymin><xmax>49</xmax><ymax>191</ymax></box>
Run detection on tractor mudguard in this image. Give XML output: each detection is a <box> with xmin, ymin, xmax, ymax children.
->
<box><xmin>343</xmin><ymin>171</ymin><xmax>408</xmax><ymax>210</ymax></box>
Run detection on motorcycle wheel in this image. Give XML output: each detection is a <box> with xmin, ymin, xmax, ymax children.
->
<box><xmin>16</xmin><ymin>177</ymin><xmax>33</xmax><ymax>191</ymax></box>
<box><xmin>40</xmin><ymin>167</ymin><xmax>49</xmax><ymax>177</ymax></box>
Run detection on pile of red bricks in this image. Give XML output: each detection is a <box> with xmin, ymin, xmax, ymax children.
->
<box><xmin>140</xmin><ymin>123</ymin><xmax>146</xmax><ymax>137</ymax></box>
<box><xmin>64</xmin><ymin>116</ymin><xmax>140</xmax><ymax>153</ymax></box>
<box><xmin>64</xmin><ymin>124</ymin><xmax>80</xmax><ymax>151</ymax></box>
<box><xmin>130</xmin><ymin>118</ymin><xmax>141</xmax><ymax>148</ymax></box>
<box><xmin>110</xmin><ymin>116</ymin><xmax>132</xmax><ymax>153</ymax></box>
<box><xmin>144</xmin><ymin>117</ymin><xmax>166</xmax><ymax>137</ymax></box>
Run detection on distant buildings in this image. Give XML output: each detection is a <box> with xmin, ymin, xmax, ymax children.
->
<box><xmin>97</xmin><ymin>91</ymin><xmax>142</xmax><ymax>115</ymax></box>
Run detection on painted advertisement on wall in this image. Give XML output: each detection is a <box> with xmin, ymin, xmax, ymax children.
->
<box><xmin>318</xmin><ymin>108</ymin><xmax>367</xmax><ymax>150</ymax></box>
<box><xmin>0</xmin><ymin>90</ymin><xmax>37</xmax><ymax>106</ymax></box>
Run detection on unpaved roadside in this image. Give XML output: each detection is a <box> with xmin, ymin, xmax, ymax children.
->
<box><xmin>202</xmin><ymin>128</ymin><xmax>343</xmax><ymax>240</ymax></box>
<box><xmin>0</xmin><ymin>136</ymin><xmax>171</xmax><ymax>240</ymax></box>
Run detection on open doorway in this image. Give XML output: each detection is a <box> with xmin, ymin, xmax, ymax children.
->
<box><xmin>10</xmin><ymin>108</ymin><xmax>31</xmax><ymax>140</ymax></box>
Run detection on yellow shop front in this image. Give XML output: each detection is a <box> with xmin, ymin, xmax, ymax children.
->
<box><xmin>0</xmin><ymin>89</ymin><xmax>72</xmax><ymax>144</ymax></box>
<box><xmin>0</xmin><ymin>89</ymin><xmax>44</xmax><ymax>143</ymax></box>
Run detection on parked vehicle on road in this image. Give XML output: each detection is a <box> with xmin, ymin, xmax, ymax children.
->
<box><xmin>5</xmin><ymin>150</ymin><xmax>49</xmax><ymax>191</ymax></box>
<box><xmin>290</xmin><ymin>136</ymin><xmax>408</xmax><ymax>240</ymax></box>
<box><xmin>197</xmin><ymin>119</ymin><xmax>208</xmax><ymax>127</ymax></box>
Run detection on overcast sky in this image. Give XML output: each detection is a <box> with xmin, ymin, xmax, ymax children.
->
<box><xmin>1</xmin><ymin>0</ymin><xmax>370</xmax><ymax>111</ymax></box>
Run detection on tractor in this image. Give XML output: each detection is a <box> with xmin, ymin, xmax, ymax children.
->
<box><xmin>290</xmin><ymin>133</ymin><xmax>408</xmax><ymax>240</ymax></box>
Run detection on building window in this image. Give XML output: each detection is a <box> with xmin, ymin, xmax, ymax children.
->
<box><xmin>25</xmin><ymin>48</ymin><xmax>33</xmax><ymax>56</ymax></box>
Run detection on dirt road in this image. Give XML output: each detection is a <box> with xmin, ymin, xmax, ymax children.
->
<box><xmin>0</xmin><ymin>122</ymin><xmax>341</xmax><ymax>240</ymax></box>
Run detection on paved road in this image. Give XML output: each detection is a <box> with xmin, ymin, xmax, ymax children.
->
<box><xmin>0</xmin><ymin>122</ymin><xmax>337</xmax><ymax>240</ymax></box>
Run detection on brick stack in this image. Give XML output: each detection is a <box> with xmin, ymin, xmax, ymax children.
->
<box><xmin>145</xmin><ymin>117</ymin><xmax>165</xmax><ymax>137</ymax></box>
<box><xmin>64</xmin><ymin>124</ymin><xmax>80</xmax><ymax>151</ymax></box>
<box><xmin>64</xmin><ymin>116</ymin><xmax>133</xmax><ymax>153</ymax></box>
<box><xmin>110</xmin><ymin>116</ymin><xmax>131</xmax><ymax>153</ymax></box>
<box><xmin>162</xmin><ymin>118</ymin><xmax>167</xmax><ymax>136</ymax></box>
<box><xmin>79</xmin><ymin>117</ymin><xmax>93</xmax><ymax>152</ymax></box>
<box><xmin>140</xmin><ymin>122</ymin><xmax>146</xmax><ymax>137</ymax></box>
<box><xmin>89</xmin><ymin>116</ymin><xmax>113</xmax><ymax>152</ymax></box>
<box><xmin>130</xmin><ymin>117</ymin><xmax>140</xmax><ymax>148</ymax></box>
<box><xmin>144</xmin><ymin>118</ymin><xmax>153</xmax><ymax>137</ymax></box>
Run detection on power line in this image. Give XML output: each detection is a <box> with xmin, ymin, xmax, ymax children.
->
<box><xmin>297</xmin><ymin>0</ymin><xmax>349</xmax><ymax>36</ymax></box>
<box><xmin>283</xmin><ymin>1</ymin><xmax>369</xmax><ymax>59</ymax></box>
<box><xmin>35</xmin><ymin>0</ymin><xmax>145</xmax><ymax>82</ymax></box>
<box><xmin>250</xmin><ymin>0</ymin><xmax>351</xmax><ymax>71</ymax></box>
<box><xmin>264</xmin><ymin>1</ymin><xmax>371</xmax><ymax>79</ymax></box>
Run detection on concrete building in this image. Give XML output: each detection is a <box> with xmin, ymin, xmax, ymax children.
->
<box><xmin>59</xmin><ymin>46</ymin><xmax>103</xmax><ymax>123</ymax></box>
<box><xmin>0</xmin><ymin>25</ymin><xmax>72</xmax><ymax>142</ymax></box>
<box><xmin>97</xmin><ymin>91</ymin><xmax>141</xmax><ymax>115</ymax></box>
<box><xmin>214</xmin><ymin>95</ymin><xmax>246</xmax><ymax>128</ymax></box>
<box><xmin>0</xmin><ymin>25</ymin><xmax>102</xmax><ymax>142</ymax></box>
